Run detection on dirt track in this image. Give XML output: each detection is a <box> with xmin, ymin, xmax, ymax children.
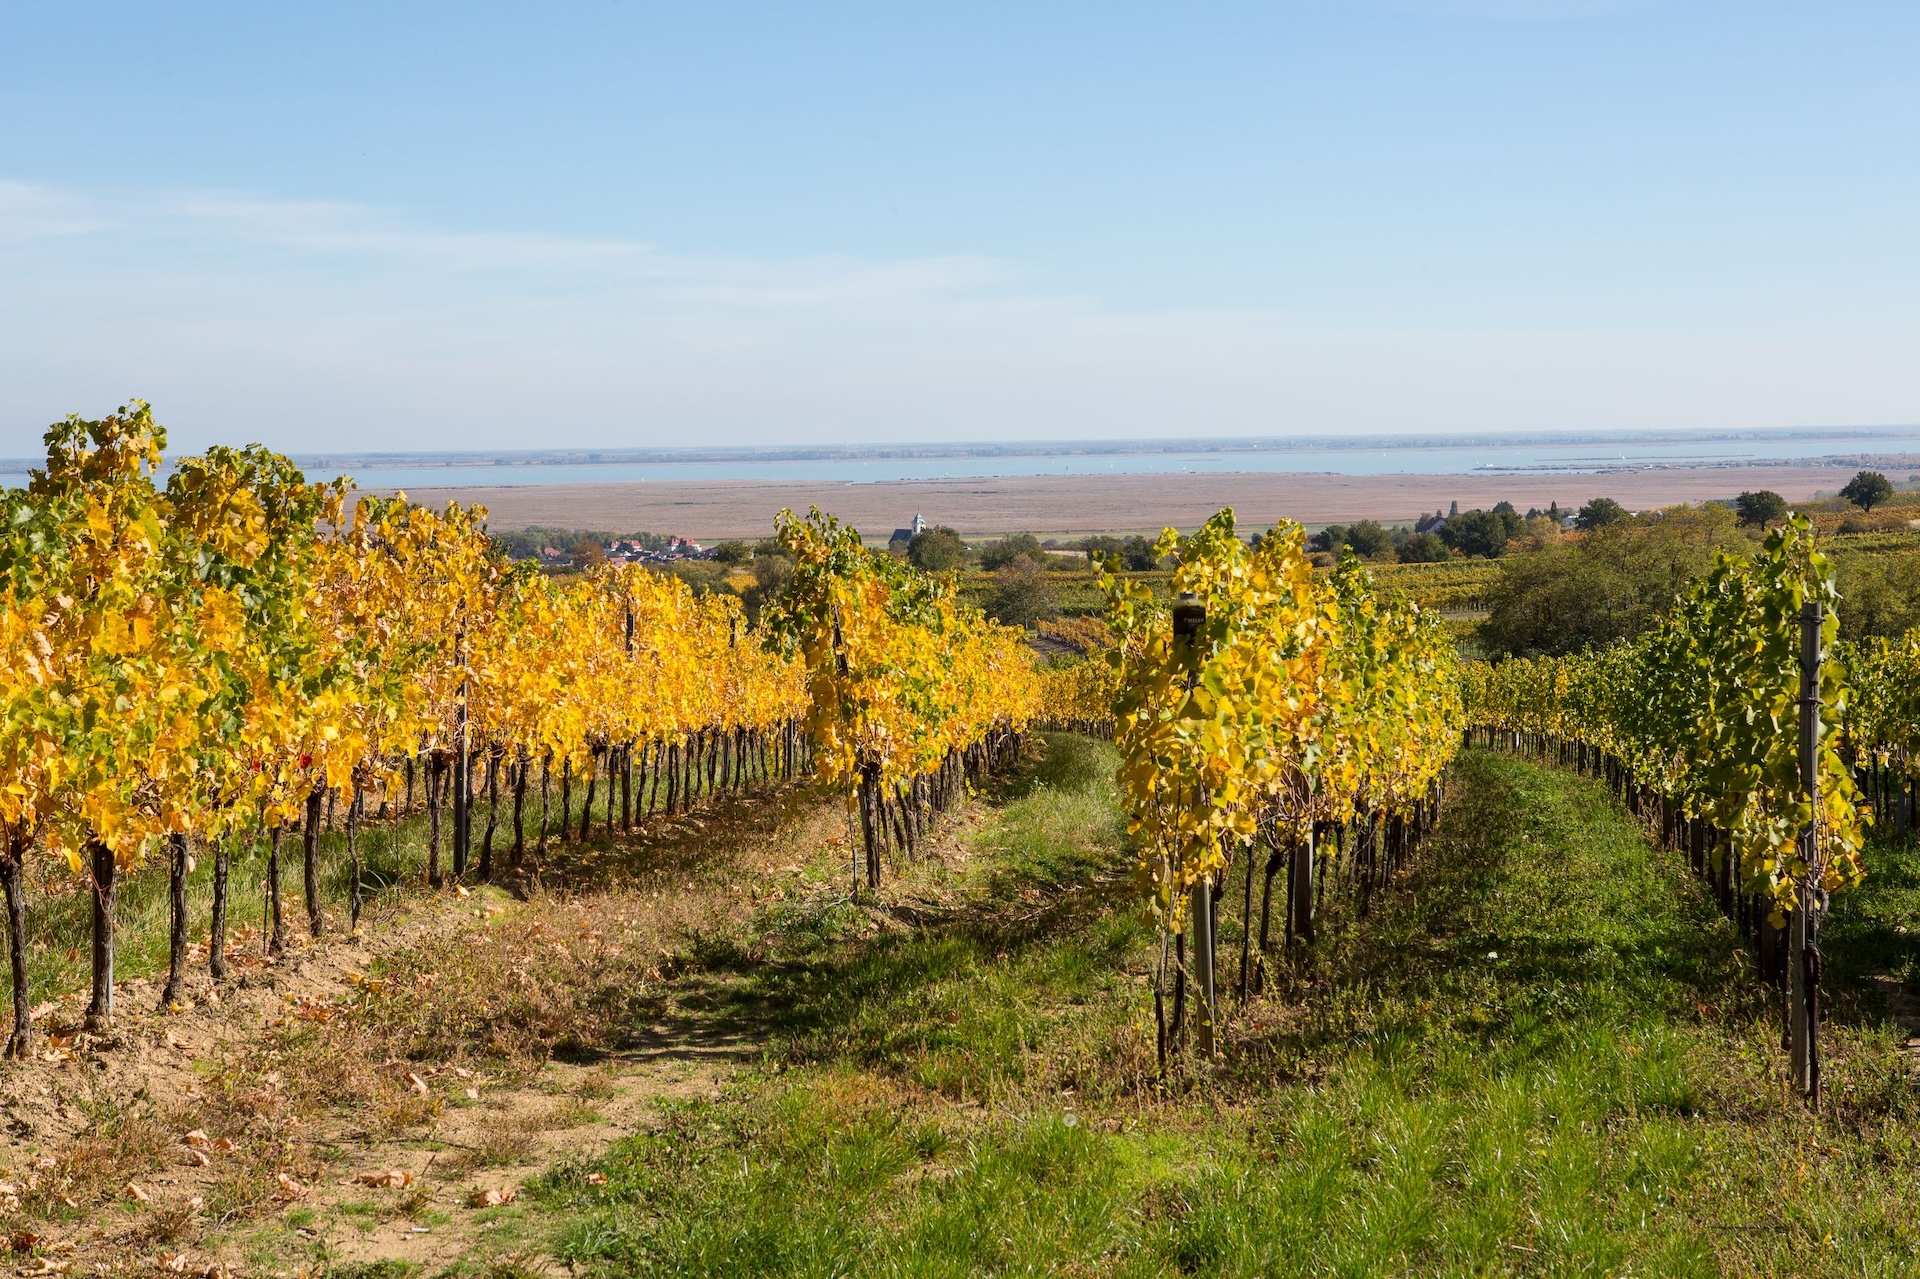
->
<box><xmin>391</xmin><ymin>463</ymin><xmax>1881</xmax><ymax>539</ymax></box>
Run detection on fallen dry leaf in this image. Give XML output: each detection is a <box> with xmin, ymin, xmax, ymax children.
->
<box><xmin>273</xmin><ymin>1172</ymin><xmax>306</xmax><ymax>1202</ymax></box>
<box><xmin>6</xmin><ymin>1234</ymin><xmax>36</xmax><ymax>1256</ymax></box>
<box><xmin>157</xmin><ymin>1253</ymin><xmax>190</xmax><ymax>1274</ymax></box>
<box><xmin>16</xmin><ymin>1256</ymin><xmax>70</xmax><ymax>1275</ymax></box>
<box><xmin>466</xmin><ymin>1187</ymin><xmax>516</xmax><ymax>1208</ymax></box>
<box><xmin>584</xmin><ymin>1172</ymin><xmax>608</xmax><ymax>1186</ymax></box>
<box><xmin>183</xmin><ymin>1130</ymin><xmax>210</xmax><ymax>1148</ymax></box>
<box><xmin>211</xmin><ymin>1138</ymin><xmax>239</xmax><ymax>1154</ymax></box>
<box><xmin>404</xmin><ymin>1072</ymin><xmax>429</xmax><ymax>1097</ymax></box>
<box><xmin>164</xmin><ymin>1030</ymin><xmax>191</xmax><ymax>1052</ymax></box>
<box><xmin>184</xmin><ymin>1150</ymin><xmax>210</xmax><ymax>1169</ymax></box>
<box><xmin>126</xmin><ymin>1183</ymin><xmax>151</xmax><ymax>1204</ymax></box>
<box><xmin>354</xmin><ymin>1170</ymin><xmax>413</xmax><ymax>1189</ymax></box>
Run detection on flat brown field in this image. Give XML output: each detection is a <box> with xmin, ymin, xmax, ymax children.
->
<box><xmin>393</xmin><ymin>463</ymin><xmax>1863</xmax><ymax>539</ymax></box>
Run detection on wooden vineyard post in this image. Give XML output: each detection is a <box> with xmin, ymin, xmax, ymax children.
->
<box><xmin>84</xmin><ymin>840</ymin><xmax>115</xmax><ymax>1031</ymax></box>
<box><xmin>1289</xmin><ymin>824</ymin><xmax>1316</xmax><ymax>945</ymax></box>
<box><xmin>160</xmin><ymin>832</ymin><xmax>191</xmax><ymax>1010</ymax></box>
<box><xmin>1190</xmin><ymin>873</ymin><xmax>1216</xmax><ymax>1057</ymax></box>
<box><xmin>453</xmin><ymin>629</ymin><xmax>471</xmax><ymax>879</ymax></box>
<box><xmin>1171</xmin><ymin>592</ymin><xmax>1216</xmax><ymax>1056</ymax></box>
<box><xmin>1789</xmin><ymin>597</ymin><xmax>1823</xmax><ymax>1102</ymax></box>
<box><xmin>302</xmin><ymin>786</ymin><xmax>325</xmax><ymax>935</ymax></box>
<box><xmin>857</xmin><ymin>764</ymin><xmax>880</xmax><ymax>893</ymax></box>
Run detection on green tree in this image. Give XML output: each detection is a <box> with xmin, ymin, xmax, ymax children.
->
<box><xmin>1346</xmin><ymin>519</ymin><xmax>1392</xmax><ymax>558</ymax></box>
<box><xmin>1308</xmin><ymin>525</ymin><xmax>1348</xmax><ymax>554</ymax></box>
<box><xmin>907</xmin><ymin>526</ymin><xmax>968</xmax><ymax>572</ymax></box>
<box><xmin>1839</xmin><ymin>470</ymin><xmax>1893</xmax><ymax>512</ymax></box>
<box><xmin>1120</xmin><ymin>536</ymin><xmax>1161</xmax><ymax>571</ymax></box>
<box><xmin>1080</xmin><ymin>535</ymin><xmax>1125</xmax><ymax>566</ymax></box>
<box><xmin>1735</xmin><ymin>490</ymin><xmax>1789</xmax><ymax>527</ymax></box>
<box><xmin>1576</xmin><ymin>497</ymin><xmax>1629</xmax><ymax>530</ymax></box>
<box><xmin>1395</xmin><ymin>531</ymin><xmax>1449</xmax><ymax>563</ymax></box>
<box><xmin>710</xmin><ymin>540</ymin><xmax>753</xmax><ymax>565</ymax></box>
<box><xmin>980</xmin><ymin>533</ymin><xmax>1045</xmax><ymax>571</ymax></box>
<box><xmin>1834</xmin><ymin>552</ymin><xmax>1920</xmax><ymax>640</ymax></box>
<box><xmin>985</xmin><ymin>558</ymin><xmax>1058</xmax><ymax>627</ymax></box>
<box><xmin>1308</xmin><ymin>521</ymin><xmax>1391</xmax><ymax>557</ymax></box>
<box><xmin>1440</xmin><ymin>509</ymin><xmax>1514</xmax><ymax>559</ymax></box>
<box><xmin>1480</xmin><ymin>503</ymin><xmax>1748</xmax><ymax>658</ymax></box>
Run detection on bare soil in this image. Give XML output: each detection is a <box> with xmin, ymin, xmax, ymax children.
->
<box><xmin>0</xmin><ymin>783</ymin><xmax>865</xmax><ymax>1276</ymax></box>
<box><xmin>393</xmin><ymin>463</ymin><xmax>1876</xmax><ymax>539</ymax></box>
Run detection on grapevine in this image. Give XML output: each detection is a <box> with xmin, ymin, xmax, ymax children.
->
<box><xmin>1838</xmin><ymin>627</ymin><xmax>1920</xmax><ymax>840</ymax></box>
<box><xmin>1464</xmin><ymin>519</ymin><xmax>1864</xmax><ymax>918</ymax></box>
<box><xmin>1463</xmin><ymin>517</ymin><xmax>1865</xmax><ymax>1096</ymax></box>
<box><xmin>0</xmin><ymin>406</ymin><xmax>816</xmax><ymax>1049</ymax></box>
<box><xmin>767</xmin><ymin>507</ymin><xmax>1039</xmax><ymax>887</ymax></box>
<box><xmin>1103</xmin><ymin>510</ymin><xmax>1464</xmax><ymax>1058</ymax></box>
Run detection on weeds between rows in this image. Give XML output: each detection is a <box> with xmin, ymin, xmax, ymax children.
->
<box><xmin>15</xmin><ymin>736</ymin><xmax>1918</xmax><ymax>1274</ymax></box>
<box><xmin>0</xmin><ymin>771</ymin><xmax>837</xmax><ymax>1267</ymax></box>
<box><xmin>18</xmin><ymin>738</ymin><xmax>781</xmax><ymax>1021</ymax></box>
<box><xmin>530</xmin><ymin>738</ymin><xmax>1920</xmax><ymax>1278</ymax></box>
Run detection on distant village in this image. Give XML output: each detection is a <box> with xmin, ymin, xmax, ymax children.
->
<box><xmin>527</xmin><ymin>537</ymin><xmax>712</xmax><ymax>568</ymax></box>
<box><xmin>493</xmin><ymin>525</ymin><xmax>715</xmax><ymax>568</ymax></box>
<box><xmin>488</xmin><ymin>480</ymin><xmax>1910</xmax><ymax>578</ymax></box>
<box><xmin>596</xmin><ymin>536</ymin><xmax>710</xmax><ymax>565</ymax></box>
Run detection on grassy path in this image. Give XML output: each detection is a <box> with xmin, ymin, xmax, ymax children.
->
<box><xmin>0</xmin><ymin>772</ymin><xmax>844</xmax><ymax>1273</ymax></box>
<box><xmin>509</xmin><ymin>739</ymin><xmax>1920</xmax><ymax>1278</ymax></box>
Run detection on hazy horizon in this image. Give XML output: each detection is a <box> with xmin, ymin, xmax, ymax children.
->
<box><xmin>9</xmin><ymin>421</ymin><xmax>1920</xmax><ymax>469</ymax></box>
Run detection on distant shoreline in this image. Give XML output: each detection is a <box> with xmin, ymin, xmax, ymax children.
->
<box><xmin>383</xmin><ymin>461</ymin><xmax>1896</xmax><ymax>540</ymax></box>
<box><xmin>284</xmin><ymin>424</ymin><xmax>1920</xmax><ymax>471</ymax></box>
<box><xmin>11</xmin><ymin>424</ymin><xmax>1916</xmax><ymax>475</ymax></box>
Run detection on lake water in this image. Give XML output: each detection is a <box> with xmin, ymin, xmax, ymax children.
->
<box><xmin>5</xmin><ymin>431</ymin><xmax>1918</xmax><ymax>491</ymax></box>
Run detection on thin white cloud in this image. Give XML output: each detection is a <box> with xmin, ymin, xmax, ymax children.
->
<box><xmin>0</xmin><ymin>180</ymin><xmax>115</xmax><ymax>241</ymax></box>
<box><xmin>5</xmin><ymin>179</ymin><xmax>1005</xmax><ymax>309</ymax></box>
<box><xmin>1</xmin><ymin>176</ymin><xmax>1914</xmax><ymax>454</ymax></box>
<box><xmin>139</xmin><ymin>188</ymin><xmax>1007</xmax><ymax>305</ymax></box>
<box><xmin>155</xmin><ymin>191</ymin><xmax>662</xmax><ymax>267</ymax></box>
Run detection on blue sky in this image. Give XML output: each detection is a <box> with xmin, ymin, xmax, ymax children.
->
<box><xmin>2</xmin><ymin>2</ymin><xmax>1916</xmax><ymax>454</ymax></box>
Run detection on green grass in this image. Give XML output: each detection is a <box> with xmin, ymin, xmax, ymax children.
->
<box><xmin>1826</xmin><ymin>825</ymin><xmax>1920</xmax><ymax>991</ymax></box>
<box><xmin>518</xmin><ymin>740</ymin><xmax>1920</xmax><ymax>1276</ymax></box>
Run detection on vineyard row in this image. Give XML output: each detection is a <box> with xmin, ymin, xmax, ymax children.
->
<box><xmin>0</xmin><ymin>407</ymin><xmax>1044</xmax><ymax>1057</ymax></box>
<box><xmin>1462</xmin><ymin>519</ymin><xmax>1897</xmax><ymax>1100</ymax></box>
